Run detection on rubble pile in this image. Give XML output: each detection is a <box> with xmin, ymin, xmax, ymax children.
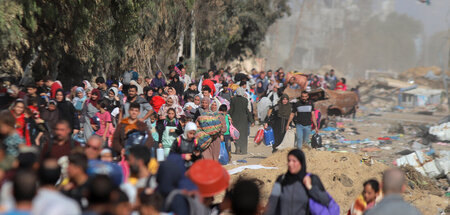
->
<box><xmin>400</xmin><ymin>66</ymin><xmax>450</xmax><ymax>88</ymax></box>
<box><xmin>357</xmin><ymin>80</ymin><xmax>398</xmax><ymax>110</ymax></box>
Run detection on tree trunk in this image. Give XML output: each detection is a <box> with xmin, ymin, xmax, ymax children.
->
<box><xmin>20</xmin><ymin>47</ymin><xmax>40</xmax><ymax>86</ymax></box>
<box><xmin>190</xmin><ymin>11</ymin><xmax>196</xmax><ymax>80</ymax></box>
<box><xmin>178</xmin><ymin>30</ymin><xmax>185</xmax><ymax>59</ymax></box>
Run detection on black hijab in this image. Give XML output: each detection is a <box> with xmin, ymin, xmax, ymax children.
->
<box><xmin>282</xmin><ymin>149</ymin><xmax>307</xmax><ymax>186</ymax></box>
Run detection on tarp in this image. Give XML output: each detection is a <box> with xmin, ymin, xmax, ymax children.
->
<box><xmin>228</xmin><ymin>165</ymin><xmax>278</xmax><ymax>175</ymax></box>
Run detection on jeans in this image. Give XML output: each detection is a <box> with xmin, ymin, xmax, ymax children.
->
<box><xmin>296</xmin><ymin>124</ymin><xmax>311</xmax><ymax>148</ymax></box>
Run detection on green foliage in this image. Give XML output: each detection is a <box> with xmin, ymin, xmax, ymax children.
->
<box><xmin>0</xmin><ymin>0</ymin><xmax>24</xmax><ymax>53</ymax></box>
<box><xmin>1</xmin><ymin>0</ymin><xmax>289</xmax><ymax>79</ymax></box>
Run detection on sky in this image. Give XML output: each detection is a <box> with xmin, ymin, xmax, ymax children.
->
<box><xmin>393</xmin><ymin>0</ymin><xmax>449</xmax><ymax>36</ymax></box>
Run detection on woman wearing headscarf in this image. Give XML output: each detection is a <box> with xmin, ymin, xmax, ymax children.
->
<box><xmin>193</xmin><ymin>97</ymin><xmax>211</xmax><ymax>121</ymax></box>
<box><xmin>168</xmin><ymin>75</ymin><xmax>184</xmax><ymax>97</ymax></box>
<box><xmin>82</xmin><ymin>80</ymin><xmax>92</xmax><ymax>90</ymax></box>
<box><xmin>209</xmin><ymin>99</ymin><xmax>220</xmax><ymax>114</ymax></box>
<box><xmin>72</xmin><ymin>87</ymin><xmax>87</xmax><ymax>111</ymax></box>
<box><xmin>158</xmin><ymin>95</ymin><xmax>185</xmax><ymax>119</ymax></box>
<box><xmin>150</xmin><ymin>71</ymin><xmax>166</xmax><ymax>89</ymax></box>
<box><xmin>229</xmin><ymin>87</ymin><xmax>254</xmax><ymax>154</ymax></box>
<box><xmin>266</xmin><ymin>94</ymin><xmax>291</xmax><ymax>153</ymax></box>
<box><xmin>80</xmin><ymin>88</ymin><xmax>100</xmax><ymax>140</ymax></box>
<box><xmin>104</xmin><ymin>87</ymin><xmax>122</xmax><ymax>126</ymax></box>
<box><xmin>104</xmin><ymin>87</ymin><xmax>122</xmax><ymax>113</ymax></box>
<box><xmin>55</xmin><ymin>89</ymin><xmax>80</xmax><ymax>132</ymax></box>
<box><xmin>265</xmin><ymin>149</ymin><xmax>330</xmax><ymax>215</ymax></box>
<box><xmin>183</xmin><ymin>102</ymin><xmax>198</xmax><ymax>119</ymax></box>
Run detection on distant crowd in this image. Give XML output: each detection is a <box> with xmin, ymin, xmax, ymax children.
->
<box><xmin>0</xmin><ymin>57</ymin><xmax>421</xmax><ymax>215</ymax></box>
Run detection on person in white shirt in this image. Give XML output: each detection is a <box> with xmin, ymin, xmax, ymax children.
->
<box><xmin>32</xmin><ymin>158</ymin><xmax>81</xmax><ymax>215</ymax></box>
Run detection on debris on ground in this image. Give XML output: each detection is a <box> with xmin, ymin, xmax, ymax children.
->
<box><xmin>429</xmin><ymin>122</ymin><xmax>450</xmax><ymax>141</ymax></box>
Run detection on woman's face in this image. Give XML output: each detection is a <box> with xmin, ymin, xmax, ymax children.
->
<box><xmin>147</xmin><ymin>90</ymin><xmax>153</xmax><ymax>97</ymax></box>
<box><xmin>168</xmin><ymin>88</ymin><xmax>174</xmax><ymax>95</ymax></box>
<box><xmin>210</xmin><ymin>102</ymin><xmax>218</xmax><ymax>112</ymax></box>
<box><xmin>77</xmin><ymin>91</ymin><xmax>84</xmax><ymax>98</ymax></box>
<box><xmin>108</xmin><ymin>90</ymin><xmax>115</xmax><ymax>98</ymax></box>
<box><xmin>167</xmin><ymin>110</ymin><xmax>176</xmax><ymax>119</ymax></box>
<box><xmin>201</xmin><ymin>100</ymin><xmax>209</xmax><ymax>109</ymax></box>
<box><xmin>166</xmin><ymin>98</ymin><xmax>174</xmax><ymax>106</ymax></box>
<box><xmin>56</xmin><ymin>91</ymin><xmax>64</xmax><ymax>102</ymax></box>
<box><xmin>86</xmin><ymin>91</ymin><xmax>92</xmax><ymax>98</ymax></box>
<box><xmin>91</xmin><ymin>93</ymin><xmax>98</xmax><ymax>100</ymax></box>
<box><xmin>13</xmin><ymin>102</ymin><xmax>25</xmax><ymax>115</ymax></box>
<box><xmin>157</xmin><ymin>73</ymin><xmax>162</xmax><ymax>78</ymax></box>
<box><xmin>194</xmin><ymin>97</ymin><xmax>200</xmax><ymax>105</ymax></box>
<box><xmin>282</xmin><ymin>98</ymin><xmax>289</xmax><ymax>104</ymax></box>
<box><xmin>288</xmin><ymin>155</ymin><xmax>302</xmax><ymax>175</ymax></box>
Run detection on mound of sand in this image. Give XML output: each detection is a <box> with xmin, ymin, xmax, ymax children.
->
<box><xmin>227</xmin><ymin>148</ymin><xmax>448</xmax><ymax>215</ymax></box>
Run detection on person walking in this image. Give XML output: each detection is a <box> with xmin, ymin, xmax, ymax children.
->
<box><xmin>266</xmin><ymin>94</ymin><xmax>291</xmax><ymax>153</ymax></box>
<box><xmin>265</xmin><ymin>149</ymin><xmax>331</xmax><ymax>215</ymax></box>
<box><xmin>286</xmin><ymin>91</ymin><xmax>318</xmax><ymax>148</ymax></box>
<box><xmin>229</xmin><ymin>88</ymin><xmax>254</xmax><ymax>154</ymax></box>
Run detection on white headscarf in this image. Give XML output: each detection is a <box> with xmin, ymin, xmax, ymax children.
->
<box><xmin>182</xmin><ymin>122</ymin><xmax>197</xmax><ymax>139</ymax></box>
<box><xmin>236</xmin><ymin>87</ymin><xmax>246</xmax><ymax>97</ymax></box>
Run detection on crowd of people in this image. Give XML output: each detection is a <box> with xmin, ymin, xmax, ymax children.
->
<box><xmin>0</xmin><ymin>58</ymin><xmax>422</xmax><ymax>215</ymax></box>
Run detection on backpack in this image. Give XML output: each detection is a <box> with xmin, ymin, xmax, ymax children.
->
<box><xmin>131</xmin><ymin>70</ymin><xmax>139</xmax><ymax>81</ymax></box>
<box><xmin>311</xmin><ymin>133</ymin><xmax>323</xmax><ymax>148</ymax></box>
<box><xmin>123</xmin><ymin>71</ymin><xmax>132</xmax><ymax>85</ymax></box>
<box><xmin>165</xmin><ymin>189</ymin><xmax>210</xmax><ymax>215</ymax></box>
<box><xmin>176</xmin><ymin>137</ymin><xmax>198</xmax><ymax>148</ymax></box>
<box><xmin>125</xmin><ymin>130</ymin><xmax>148</xmax><ymax>153</ymax></box>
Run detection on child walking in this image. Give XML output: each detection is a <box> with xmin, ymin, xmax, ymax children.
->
<box><xmin>170</xmin><ymin>122</ymin><xmax>202</xmax><ymax>168</ymax></box>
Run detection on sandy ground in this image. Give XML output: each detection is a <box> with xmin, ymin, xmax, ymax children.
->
<box><xmin>219</xmin><ymin>111</ymin><xmax>449</xmax><ymax>215</ymax></box>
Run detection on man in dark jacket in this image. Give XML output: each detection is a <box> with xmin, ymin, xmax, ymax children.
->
<box><xmin>40</xmin><ymin>120</ymin><xmax>80</xmax><ymax>160</ymax></box>
<box><xmin>183</xmin><ymin>83</ymin><xmax>199</xmax><ymax>102</ymax></box>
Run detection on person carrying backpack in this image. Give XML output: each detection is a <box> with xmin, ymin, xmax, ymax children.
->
<box><xmin>264</xmin><ymin>149</ymin><xmax>339</xmax><ymax>215</ymax></box>
<box><xmin>157</xmin><ymin>155</ymin><xmax>210</xmax><ymax>215</ymax></box>
<box><xmin>170</xmin><ymin>122</ymin><xmax>202</xmax><ymax>168</ymax></box>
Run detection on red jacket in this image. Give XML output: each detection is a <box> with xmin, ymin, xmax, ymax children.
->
<box><xmin>50</xmin><ymin>82</ymin><xmax>62</xmax><ymax>98</ymax></box>
<box><xmin>202</xmin><ymin>79</ymin><xmax>216</xmax><ymax>96</ymax></box>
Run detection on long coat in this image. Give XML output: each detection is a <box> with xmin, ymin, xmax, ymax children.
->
<box><xmin>229</xmin><ymin>95</ymin><xmax>254</xmax><ymax>154</ymax></box>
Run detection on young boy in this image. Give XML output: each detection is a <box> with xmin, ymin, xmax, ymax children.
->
<box><xmin>112</xmin><ymin>102</ymin><xmax>154</xmax><ymax>156</ymax></box>
<box><xmin>183</xmin><ymin>83</ymin><xmax>199</xmax><ymax>102</ymax></box>
<box><xmin>149</xmin><ymin>112</ymin><xmax>159</xmax><ymax>143</ymax></box>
